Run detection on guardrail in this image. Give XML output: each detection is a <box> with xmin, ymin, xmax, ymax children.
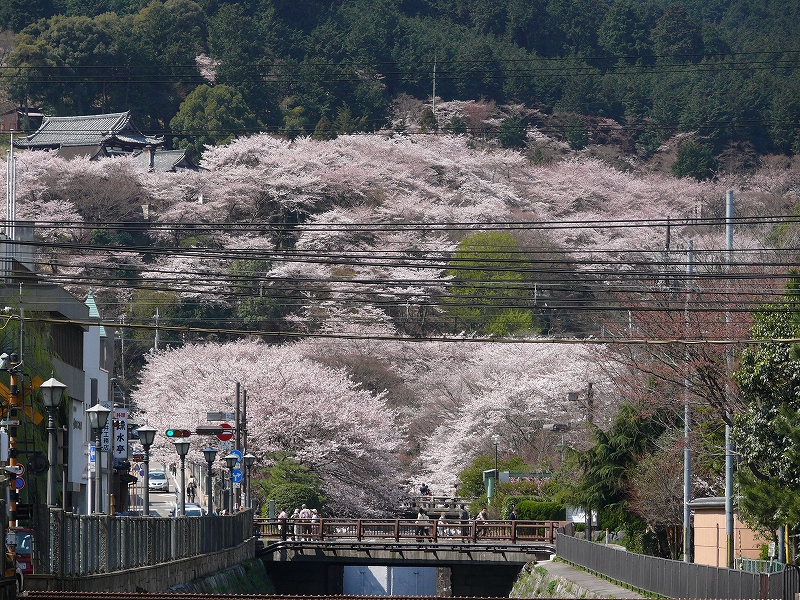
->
<box><xmin>48</xmin><ymin>508</ymin><xmax>253</xmax><ymax>576</ymax></box>
<box><xmin>254</xmin><ymin>518</ymin><xmax>562</xmax><ymax>544</ymax></box>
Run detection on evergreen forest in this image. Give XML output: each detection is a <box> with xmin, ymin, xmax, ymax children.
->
<box><xmin>2</xmin><ymin>0</ymin><xmax>800</xmax><ymax>160</ymax></box>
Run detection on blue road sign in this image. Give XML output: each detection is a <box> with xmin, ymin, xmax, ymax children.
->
<box><xmin>90</xmin><ymin>444</ymin><xmax>96</xmax><ymax>462</ymax></box>
<box><xmin>231</xmin><ymin>469</ymin><xmax>243</xmax><ymax>483</ymax></box>
<box><xmin>229</xmin><ymin>449</ymin><xmax>243</xmax><ymax>463</ymax></box>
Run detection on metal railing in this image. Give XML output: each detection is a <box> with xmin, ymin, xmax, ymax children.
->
<box><xmin>254</xmin><ymin>517</ymin><xmax>562</xmax><ymax>544</ymax></box>
<box><xmin>48</xmin><ymin>508</ymin><xmax>253</xmax><ymax>576</ymax></box>
<box><xmin>556</xmin><ymin>532</ymin><xmax>787</xmax><ymax>599</ymax></box>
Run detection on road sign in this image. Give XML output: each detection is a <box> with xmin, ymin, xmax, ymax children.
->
<box><xmin>218</xmin><ymin>441</ymin><xmax>232</xmax><ymax>452</ymax></box>
<box><xmin>15</xmin><ymin>477</ymin><xmax>24</xmax><ymax>490</ymax></box>
<box><xmin>217</xmin><ymin>423</ymin><xmax>233</xmax><ymax>442</ymax></box>
<box><xmin>89</xmin><ymin>444</ymin><xmax>96</xmax><ymax>462</ymax></box>
<box><xmin>206</xmin><ymin>412</ymin><xmax>225</xmax><ymax>421</ymax></box>
<box><xmin>229</xmin><ymin>449</ymin><xmax>242</xmax><ymax>463</ymax></box>
<box><xmin>231</xmin><ymin>469</ymin><xmax>243</xmax><ymax>483</ymax></box>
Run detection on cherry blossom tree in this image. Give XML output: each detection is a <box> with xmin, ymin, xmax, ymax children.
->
<box><xmin>131</xmin><ymin>339</ymin><xmax>403</xmax><ymax>516</ymax></box>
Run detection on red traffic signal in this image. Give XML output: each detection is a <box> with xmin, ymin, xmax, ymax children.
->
<box><xmin>165</xmin><ymin>428</ymin><xmax>192</xmax><ymax>438</ymax></box>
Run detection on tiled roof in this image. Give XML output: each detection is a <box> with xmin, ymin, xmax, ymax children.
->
<box><xmin>14</xmin><ymin>111</ymin><xmax>163</xmax><ymax>150</ymax></box>
<box><xmin>133</xmin><ymin>148</ymin><xmax>200</xmax><ymax>172</ymax></box>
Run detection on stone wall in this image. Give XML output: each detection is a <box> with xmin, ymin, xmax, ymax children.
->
<box><xmin>166</xmin><ymin>559</ymin><xmax>275</xmax><ymax>594</ymax></box>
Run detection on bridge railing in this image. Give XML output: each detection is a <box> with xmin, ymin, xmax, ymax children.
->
<box><xmin>254</xmin><ymin>517</ymin><xmax>563</xmax><ymax>544</ymax></box>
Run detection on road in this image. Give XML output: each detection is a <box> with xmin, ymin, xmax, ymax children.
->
<box><xmin>127</xmin><ymin>470</ymin><xmax>192</xmax><ymax>517</ymax></box>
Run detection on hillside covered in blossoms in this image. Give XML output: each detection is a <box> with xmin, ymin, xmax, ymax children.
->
<box><xmin>10</xmin><ymin>126</ymin><xmax>800</xmax><ymax>514</ymax></box>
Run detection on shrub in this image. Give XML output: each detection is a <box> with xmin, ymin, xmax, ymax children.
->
<box><xmin>515</xmin><ymin>500</ymin><xmax>566</xmax><ymax>520</ymax></box>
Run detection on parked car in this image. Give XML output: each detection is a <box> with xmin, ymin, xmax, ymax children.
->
<box><xmin>172</xmin><ymin>503</ymin><xmax>206</xmax><ymax>517</ymax></box>
<box><xmin>15</xmin><ymin>528</ymin><xmax>33</xmax><ymax>575</ymax></box>
<box><xmin>148</xmin><ymin>471</ymin><xmax>170</xmax><ymax>492</ymax></box>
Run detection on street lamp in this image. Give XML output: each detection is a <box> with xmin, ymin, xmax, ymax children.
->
<box><xmin>223</xmin><ymin>453</ymin><xmax>238</xmax><ymax>513</ymax></box>
<box><xmin>86</xmin><ymin>403</ymin><xmax>111</xmax><ymax>513</ymax></box>
<box><xmin>40</xmin><ymin>377</ymin><xmax>67</xmax><ymax>507</ymax></box>
<box><xmin>202</xmin><ymin>447</ymin><xmax>217</xmax><ymax>515</ymax></box>
<box><xmin>135</xmin><ymin>425</ymin><xmax>157</xmax><ymax>516</ymax></box>
<box><xmin>173</xmin><ymin>439</ymin><xmax>190</xmax><ymax>516</ymax></box>
<box><xmin>491</xmin><ymin>434</ymin><xmax>501</xmax><ymax>482</ymax></box>
<box><xmin>243</xmin><ymin>453</ymin><xmax>256</xmax><ymax>509</ymax></box>
<box><xmin>543</xmin><ymin>423</ymin><xmax>570</xmax><ymax>461</ymax></box>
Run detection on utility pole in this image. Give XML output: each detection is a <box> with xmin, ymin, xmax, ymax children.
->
<box><xmin>724</xmin><ymin>190</ymin><xmax>735</xmax><ymax>569</ymax></box>
<box><xmin>683</xmin><ymin>240</ymin><xmax>693</xmax><ymax>563</ymax></box>
<box><xmin>152</xmin><ymin>308</ymin><xmax>159</xmax><ymax>353</ymax></box>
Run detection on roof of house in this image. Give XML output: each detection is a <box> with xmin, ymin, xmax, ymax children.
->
<box><xmin>14</xmin><ymin>111</ymin><xmax>164</xmax><ymax>151</ymax></box>
<box><xmin>84</xmin><ymin>288</ymin><xmax>107</xmax><ymax>338</ymax></box>
<box><xmin>133</xmin><ymin>148</ymin><xmax>201</xmax><ymax>172</ymax></box>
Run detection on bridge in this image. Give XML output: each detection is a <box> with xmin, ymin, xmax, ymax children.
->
<box><xmin>252</xmin><ymin>518</ymin><xmax>560</xmax><ymax>597</ymax></box>
<box><xmin>21</xmin><ymin>510</ymin><xmax>559</xmax><ymax>595</ymax></box>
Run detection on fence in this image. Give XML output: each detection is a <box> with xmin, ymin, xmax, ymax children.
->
<box><xmin>556</xmin><ymin>533</ymin><xmax>790</xmax><ymax>599</ymax></box>
<box><xmin>255</xmin><ymin>517</ymin><xmax>561</xmax><ymax>544</ymax></box>
<box><xmin>47</xmin><ymin>507</ymin><xmax>253</xmax><ymax>577</ymax></box>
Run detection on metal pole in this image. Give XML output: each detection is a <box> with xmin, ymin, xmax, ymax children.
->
<box><xmin>46</xmin><ymin>406</ymin><xmax>57</xmax><ymax>506</ymax></box>
<box><xmin>206</xmin><ymin>462</ymin><xmax>214</xmax><ymax>515</ymax></box>
<box><xmin>725</xmin><ymin>190</ymin><xmax>735</xmax><ymax>569</ymax></box>
<box><xmin>95</xmin><ymin>430</ymin><xmax>103</xmax><ymax>513</ymax></box>
<box><xmin>143</xmin><ymin>444</ymin><xmax>151</xmax><ymax>516</ymax></box>
<box><xmin>683</xmin><ymin>240</ymin><xmax>693</xmax><ymax>563</ymax></box>
<box><xmin>179</xmin><ymin>455</ymin><xmax>186</xmax><ymax>516</ymax></box>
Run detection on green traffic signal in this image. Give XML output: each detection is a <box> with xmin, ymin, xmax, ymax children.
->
<box><xmin>165</xmin><ymin>428</ymin><xmax>191</xmax><ymax>438</ymax></box>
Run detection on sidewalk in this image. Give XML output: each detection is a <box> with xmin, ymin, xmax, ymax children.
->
<box><xmin>537</xmin><ymin>558</ymin><xmax>646</xmax><ymax>599</ymax></box>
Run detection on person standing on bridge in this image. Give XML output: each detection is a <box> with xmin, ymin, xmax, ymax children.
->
<box><xmin>278</xmin><ymin>508</ymin><xmax>288</xmax><ymax>541</ymax></box>
<box><xmin>292</xmin><ymin>508</ymin><xmax>301</xmax><ymax>540</ymax></box>
<box><xmin>299</xmin><ymin>504</ymin><xmax>313</xmax><ymax>539</ymax></box>
<box><xmin>459</xmin><ymin>504</ymin><xmax>470</xmax><ymax>540</ymax></box>
<box><xmin>416</xmin><ymin>508</ymin><xmax>429</xmax><ymax>540</ymax></box>
<box><xmin>475</xmin><ymin>507</ymin><xmax>488</xmax><ymax>538</ymax></box>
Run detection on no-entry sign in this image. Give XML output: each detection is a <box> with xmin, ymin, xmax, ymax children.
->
<box><xmin>217</xmin><ymin>423</ymin><xmax>233</xmax><ymax>441</ymax></box>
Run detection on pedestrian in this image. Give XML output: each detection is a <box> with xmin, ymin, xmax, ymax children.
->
<box><xmin>299</xmin><ymin>503</ymin><xmax>312</xmax><ymax>539</ymax></box>
<box><xmin>437</xmin><ymin>512</ymin><xmax>449</xmax><ymax>538</ymax></box>
<box><xmin>509</xmin><ymin>507</ymin><xmax>518</xmax><ymax>521</ymax></box>
<box><xmin>187</xmin><ymin>480</ymin><xmax>197</xmax><ymax>503</ymax></box>
<box><xmin>291</xmin><ymin>508</ymin><xmax>301</xmax><ymax>540</ymax></box>
<box><xmin>311</xmin><ymin>508</ymin><xmax>319</xmax><ymax>538</ymax></box>
<box><xmin>459</xmin><ymin>504</ymin><xmax>470</xmax><ymax>539</ymax></box>
<box><xmin>415</xmin><ymin>508</ymin><xmax>429</xmax><ymax>540</ymax></box>
<box><xmin>278</xmin><ymin>508</ymin><xmax>288</xmax><ymax>540</ymax></box>
<box><xmin>475</xmin><ymin>507</ymin><xmax>488</xmax><ymax>538</ymax></box>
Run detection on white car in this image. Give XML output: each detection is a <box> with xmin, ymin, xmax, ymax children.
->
<box><xmin>172</xmin><ymin>503</ymin><xmax>206</xmax><ymax>517</ymax></box>
<box><xmin>148</xmin><ymin>471</ymin><xmax>170</xmax><ymax>492</ymax></box>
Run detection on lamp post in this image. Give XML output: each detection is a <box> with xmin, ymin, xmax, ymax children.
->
<box><xmin>86</xmin><ymin>403</ymin><xmax>111</xmax><ymax>513</ymax></box>
<box><xmin>491</xmin><ymin>434</ymin><xmax>501</xmax><ymax>482</ymax></box>
<box><xmin>202</xmin><ymin>447</ymin><xmax>217</xmax><ymax>515</ymax></box>
<box><xmin>40</xmin><ymin>377</ymin><xmax>67</xmax><ymax>507</ymax></box>
<box><xmin>136</xmin><ymin>425</ymin><xmax>157</xmax><ymax>516</ymax></box>
<box><xmin>223</xmin><ymin>453</ymin><xmax>238</xmax><ymax>513</ymax></box>
<box><xmin>173</xmin><ymin>439</ymin><xmax>190</xmax><ymax>516</ymax></box>
<box><xmin>243</xmin><ymin>453</ymin><xmax>256</xmax><ymax>509</ymax></box>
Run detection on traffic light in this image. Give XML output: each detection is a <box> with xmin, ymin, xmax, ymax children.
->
<box><xmin>165</xmin><ymin>428</ymin><xmax>192</xmax><ymax>438</ymax></box>
<box><xmin>195</xmin><ymin>425</ymin><xmax>224</xmax><ymax>436</ymax></box>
